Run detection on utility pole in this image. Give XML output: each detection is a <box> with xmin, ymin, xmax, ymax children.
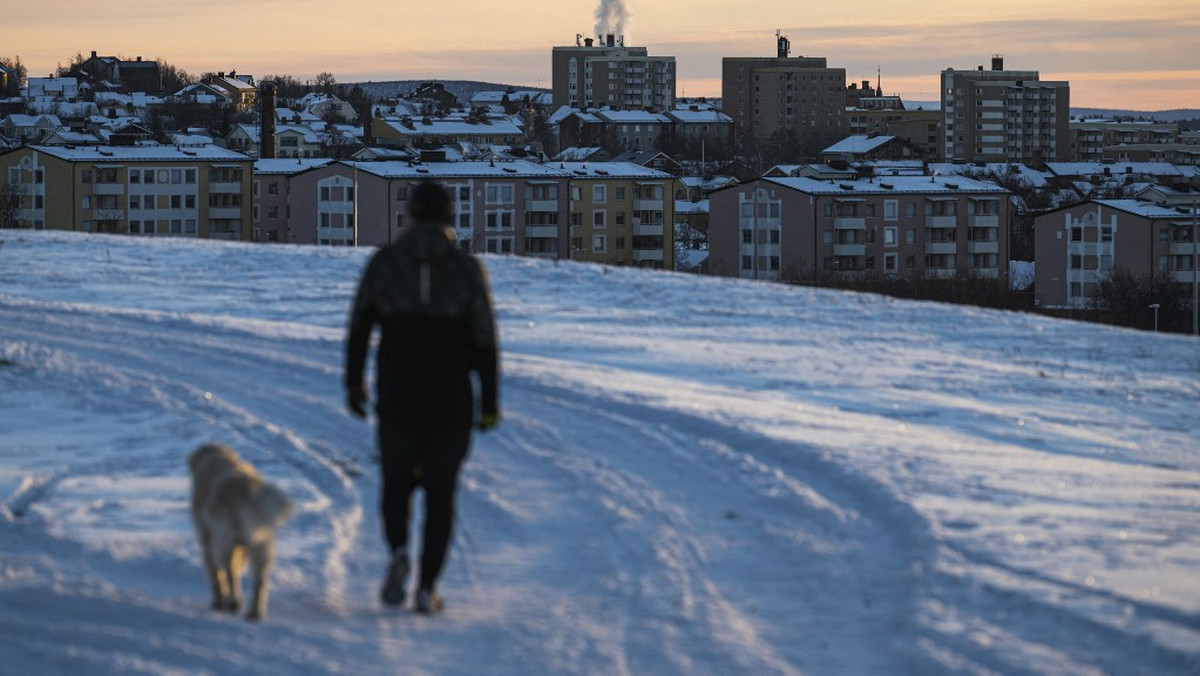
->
<box><xmin>1193</xmin><ymin>200</ymin><xmax>1198</xmax><ymax>335</ymax></box>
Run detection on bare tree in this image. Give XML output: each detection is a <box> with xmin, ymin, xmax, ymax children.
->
<box><xmin>0</xmin><ymin>180</ymin><xmax>28</xmax><ymax>229</ymax></box>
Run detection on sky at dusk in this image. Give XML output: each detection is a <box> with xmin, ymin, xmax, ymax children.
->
<box><xmin>5</xmin><ymin>0</ymin><xmax>1198</xmax><ymax>110</ymax></box>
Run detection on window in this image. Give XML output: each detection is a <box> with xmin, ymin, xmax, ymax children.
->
<box><xmin>171</xmin><ymin>195</ymin><xmax>182</xmax><ymax>209</ymax></box>
<box><xmin>267</xmin><ymin>206</ymin><xmax>278</xmax><ymax>219</ymax></box>
<box><xmin>82</xmin><ymin>170</ymin><xmax>93</xmax><ymax>184</ymax></box>
<box><xmin>186</xmin><ymin>195</ymin><xmax>196</xmax><ymax>209</ymax></box>
<box><xmin>742</xmin><ymin>255</ymin><xmax>752</xmax><ymax>270</ymax></box>
<box><xmin>593</xmin><ymin>210</ymin><xmax>606</xmax><ymax>228</ymax></box>
<box><xmin>267</xmin><ymin>182</ymin><xmax>279</xmax><ymax>195</ymax></box>
<box><xmin>186</xmin><ymin>169</ymin><xmax>196</xmax><ymax>184</ymax></box>
<box><xmin>884</xmin><ymin>227</ymin><xmax>897</xmax><ymax>246</ymax></box>
<box><xmin>906</xmin><ymin>229</ymin><xmax>916</xmax><ymax>244</ymax></box>
<box><xmin>884</xmin><ymin>200</ymin><xmax>898</xmax><ymax>221</ymax></box>
<box><xmin>129</xmin><ymin>196</ymin><xmax>140</xmax><ymax>210</ymax></box>
<box><xmin>593</xmin><ymin>185</ymin><xmax>606</xmax><ymax>203</ymax></box>
<box><xmin>615</xmin><ymin>187</ymin><xmax>625</xmax><ymax>201</ymax></box>
<box><xmin>320</xmin><ymin>187</ymin><xmax>331</xmax><ymax>201</ymax></box>
<box><xmin>742</xmin><ymin>229</ymin><xmax>753</xmax><ymax>244</ymax></box>
<box><xmin>593</xmin><ymin>235</ymin><xmax>606</xmax><ymax>253</ymax></box>
<box><xmin>486</xmin><ymin>185</ymin><xmax>513</xmax><ymax>203</ymax></box>
<box><xmin>397</xmin><ymin>186</ymin><xmax>408</xmax><ymax>201</ymax></box>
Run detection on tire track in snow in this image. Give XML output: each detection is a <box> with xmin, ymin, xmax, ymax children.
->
<box><xmin>454</xmin><ymin>357</ymin><xmax>936</xmax><ymax>675</ymax></box>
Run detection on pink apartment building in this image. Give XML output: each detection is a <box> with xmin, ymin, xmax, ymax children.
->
<box><xmin>708</xmin><ymin>175</ymin><xmax>1010</xmax><ymax>282</ymax></box>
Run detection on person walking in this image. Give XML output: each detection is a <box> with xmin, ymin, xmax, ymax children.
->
<box><xmin>344</xmin><ymin>180</ymin><xmax>500</xmax><ymax>613</ymax></box>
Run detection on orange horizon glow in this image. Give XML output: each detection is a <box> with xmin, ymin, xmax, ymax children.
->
<box><xmin>4</xmin><ymin>0</ymin><xmax>1197</xmax><ymax>112</ymax></box>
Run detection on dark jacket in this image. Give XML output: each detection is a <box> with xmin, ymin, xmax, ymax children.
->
<box><xmin>345</xmin><ymin>223</ymin><xmax>498</xmax><ymax>429</ymax></box>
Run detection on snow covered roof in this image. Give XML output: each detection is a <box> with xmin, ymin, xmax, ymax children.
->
<box><xmin>763</xmin><ymin>174</ymin><xmax>1008</xmax><ymax>196</ymax></box>
<box><xmin>556</xmin><ymin>161</ymin><xmax>674</xmax><ymax>180</ymax></box>
<box><xmin>351</xmin><ymin>159</ymin><xmax>569</xmax><ymax>180</ymax></box>
<box><xmin>1093</xmin><ymin>199</ymin><xmax>1197</xmax><ymax>220</ymax></box>
<box><xmin>665</xmin><ymin>108</ymin><xmax>732</xmax><ymax>124</ymax></box>
<box><xmin>378</xmin><ymin>117</ymin><xmax>522</xmax><ymax>137</ymax></box>
<box><xmin>1046</xmin><ymin>162</ymin><xmax>1184</xmax><ymax>178</ymax></box>
<box><xmin>25</xmin><ymin>144</ymin><xmax>251</xmax><ymax>163</ymax></box>
<box><xmin>254</xmin><ymin>158</ymin><xmax>336</xmax><ymax>175</ymax></box>
<box><xmin>594</xmin><ymin>109</ymin><xmax>671</xmax><ymax>124</ymax></box>
<box><xmin>822</xmin><ymin>135</ymin><xmax>896</xmax><ymax>155</ymax></box>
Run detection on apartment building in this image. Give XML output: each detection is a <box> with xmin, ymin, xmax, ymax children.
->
<box><xmin>1070</xmin><ymin>120</ymin><xmax>1178</xmax><ymax>162</ymax></box>
<box><xmin>721</xmin><ymin>34</ymin><xmax>848</xmax><ymax>152</ymax></box>
<box><xmin>551</xmin><ymin>35</ymin><xmax>676</xmax><ymax>112</ymax></box>
<box><xmin>1033</xmin><ymin>200</ymin><xmax>1199</xmax><ymax>309</ymax></box>
<box><xmin>0</xmin><ymin>144</ymin><xmax>254</xmax><ymax>239</ymax></box>
<box><xmin>941</xmin><ymin>56</ymin><xmax>1070</xmax><ymax>165</ymax></box>
<box><xmin>252</xmin><ymin>158</ymin><xmax>334</xmax><ymax>242</ymax></box>
<box><xmin>708</xmin><ymin>175</ymin><xmax>1009</xmax><ymax>281</ymax></box>
<box><xmin>204</xmin><ymin>73</ymin><xmax>257</xmax><ymax>113</ymax></box>
<box><xmin>560</xmin><ymin>162</ymin><xmax>675</xmax><ymax>269</ymax></box>
<box><xmin>250</xmin><ymin>158</ymin><xmax>675</xmax><ymax>266</ymax></box>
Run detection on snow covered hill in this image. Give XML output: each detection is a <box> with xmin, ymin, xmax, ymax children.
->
<box><xmin>1</xmin><ymin>230</ymin><xmax>1198</xmax><ymax>675</ymax></box>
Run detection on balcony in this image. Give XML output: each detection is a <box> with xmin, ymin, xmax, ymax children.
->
<box><xmin>967</xmin><ymin>241</ymin><xmax>999</xmax><ymax>254</ymax></box>
<box><xmin>209</xmin><ymin>182</ymin><xmax>242</xmax><ymax>193</ymax></box>
<box><xmin>834</xmin><ymin>243</ymin><xmax>866</xmax><ymax>256</ymax></box>
<box><xmin>633</xmin><ymin>249</ymin><xmax>664</xmax><ymax>262</ymax></box>
<box><xmin>925</xmin><ymin>215</ymin><xmax>958</xmax><ymax>228</ymax></box>
<box><xmin>833</xmin><ymin>217</ymin><xmax>866</xmax><ymax>230</ymax></box>
<box><xmin>634</xmin><ymin>198</ymin><xmax>663</xmax><ymax>211</ymax></box>
<box><xmin>1170</xmin><ymin>242</ymin><xmax>1199</xmax><ymax>256</ymax></box>
<box><xmin>925</xmin><ymin>268</ymin><xmax>957</xmax><ymax>280</ymax></box>
<box><xmin>972</xmin><ymin>268</ymin><xmax>1000</xmax><ymax>279</ymax></box>
<box><xmin>634</xmin><ymin>223</ymin><xmax>663</xmax><ymax>236</ymax></box>
<box><xmin>525</xmin><ymin>225</ymin><xmax>558</xmax><ymax>239</ymax></box>
<box><xmin>317</xmin><ymin>226</ymin><xmax>354</xmax><ymax>242</ymax></box>
<box><xmin>968</xmin><ymin>214</ymin><xmax>999</xmax><ymax>228</ymax></box>
<box><xmin>92</xmin><ymin>183</ymin><xmax>125</xmax><ymax>195</ymax></box>
<box><xmin>1172</xmin><ymin>270</ymin><xmax>1200</xmax><ymax>283</ymax></box>
<box><xmin>925</xmin><ymin>242</ymin><xmax>958</xmax><ymax>255</ymax></box>
<box><xmin>209</xmin><ymin>206</ymin><xmax>242</xmax><ymax>220</ymax></box>
<box><xmin>527</xmin><ymin>199</ymin><xmax>558</xmax><ymax>212</ymax></box>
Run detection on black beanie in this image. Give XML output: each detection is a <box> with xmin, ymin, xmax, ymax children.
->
<box><xmin>409</xmin><ymin>181</ymin><xmax>453</xmax><ymax>224</ymax></box>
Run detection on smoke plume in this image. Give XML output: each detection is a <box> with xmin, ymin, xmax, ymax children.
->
<box><xmin>594</xmin><ymin>0</ymin><xmax>629</xmax><ymax>38</ymax></box>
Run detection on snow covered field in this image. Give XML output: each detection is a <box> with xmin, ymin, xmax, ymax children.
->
<box><xmin>1</xmin><ymin>230</ymin><xmax>1198</xmax><ymax>675</ymax></box>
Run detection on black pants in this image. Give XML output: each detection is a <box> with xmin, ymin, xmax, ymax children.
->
<box><xmin>378</xmin><ymin>420</ymin><xmax>471</xmax><ymax>590</ymax></box>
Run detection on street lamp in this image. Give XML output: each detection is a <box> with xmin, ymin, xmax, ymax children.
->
<box><xmin>1149</xmin><ymin>303</ymin><xmax>1160</xmax><ymax>333</ymax></box>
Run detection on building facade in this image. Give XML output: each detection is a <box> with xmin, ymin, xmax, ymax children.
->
<box><xmin>560</xmin><ymin>162</ymin><xmax>675</xmax><ymax>269</ymax></box>
<box><xmin>0</xmin><ymin>145</ymin><xmax>254</xmax><ymax>239</ymax></box>
<box><xmin>1033</xmin><ymin>199</ymin><xmax>1199</xmax><ymax>309</ymax></box>
<box><xmin>708</xmin><ymin>175</ymin><xmax>1009</xmax><ymax>282</ymax></box>
<box><xmin>721</xmin><ymin>35</ymin><xmax>848</xmax><ymax>153</ymax></box>
<box><xmin>941</xmin><ymin>57</ymin><xmax>1070</xmax><ymax>165</ymax></box>
<box><xmin>551</xmin><ymin>35</ymin><xmax>676</xmax><ymax>112</ymax></box>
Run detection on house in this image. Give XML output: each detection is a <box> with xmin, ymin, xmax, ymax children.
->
<box><xmin>0</xmin><ymin>143</ymin><xmax>254</xmax><ymax>239</ymax></box>
<box><xmin>297</xmin><ymin>93</ymin><xmax>358</xmax><ymax>123</ymax></box>
<box><xmin>1033</xmin><ymin>199</ymin><xmax>1199</xmax><ymax>309</ymax></box>
<box><xmin>204</xmin><ymin>73</ymin><xmax>256</xmax><ymax>113</ymax></box>
<box><xmin>77</xmin><ymin>51</ymin><xmax>162</xmax><ymax>94</ymax></box>
<box><xmin>821</xmin><ymin>134</ymin><xmax>921</xmax><ymax>163</ymax></box>
<box><xmin>1</xmin><ymin>114</ymin><xmax>64</xmax><ymax>144</ymax></box>
<box><xmin>26</xmin><ymin>77</ymin><xmax>80</xmax><ymax>102</ymax></box>
<box><xmin>610</xmin><ymin>149</ymin><xmax>683</xmax><ymax>176</ymax></box>
<box><xmin>708</xmin><ymin>174</ymin><xmax>1010</xmax><ymax>281</ymax></box>
<box><xmin>171</xmin><ymin>83</ymin><xmax>229</xmax><ymax>106</ymax></box>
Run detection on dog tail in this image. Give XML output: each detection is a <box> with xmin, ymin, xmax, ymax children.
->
<box><xmin>255</xmin><ymin>482</ymin><xmax>295</xmax><ymax>528</ymax></box>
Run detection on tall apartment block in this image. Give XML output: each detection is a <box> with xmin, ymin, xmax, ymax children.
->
<box><xmin>551</xmin><ymin>34</ymin><xmax>676</xmax><ymax>112</ymax></box>
<box><xmin>721</xmin><ymin>34</ymin><xmax>848</xmax><ymax>152</ymax></box>
<box><xmin>941</xmin><ymin>56</ymin><xmax>1070</xmax><ymax>165</ymax></box>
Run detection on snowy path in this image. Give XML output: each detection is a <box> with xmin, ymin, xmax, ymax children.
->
<box><xmin>1</xmin><ymin>231</ymin><xmax>1199</xmax><ymax>675</ymax></box>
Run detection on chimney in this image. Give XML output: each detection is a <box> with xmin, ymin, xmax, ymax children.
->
<box><xmin>260</xmin><ymin>82</ymin><xmax>277</xmax><ymax>159</ymax></box>
<box><xmin>992</xmin><ymin>54</ymin><xmax>1004</xmax><ymax>71</ymax></box>
<box><xmin>862</xmin><ymin>80</ymin><xmax>871</xmax><ymax>92</ymax></box>
<box><xmin>585</xmin><ymin>37</ymin><xmax>594</xmax><ymax>47</ymax></box>
<box><xmin>607</xmin><ymin>34</ymin><xmax>615</xmax><ymax>47</ymax></box>
<box><xmin>91</xmin><ymin>51</ymin><xmax>97</xmax><ymax>59</ymax></box>
<box><xmin>777</xmin><ymin>33</ymin><xmax>791</xmax><ymax>59</ymax></box>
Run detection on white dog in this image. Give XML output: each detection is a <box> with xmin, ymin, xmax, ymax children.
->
<box><xmin>188</xmin><ymin>443</ymin><xmax>293</xmax><ymax>621</ymax></box>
